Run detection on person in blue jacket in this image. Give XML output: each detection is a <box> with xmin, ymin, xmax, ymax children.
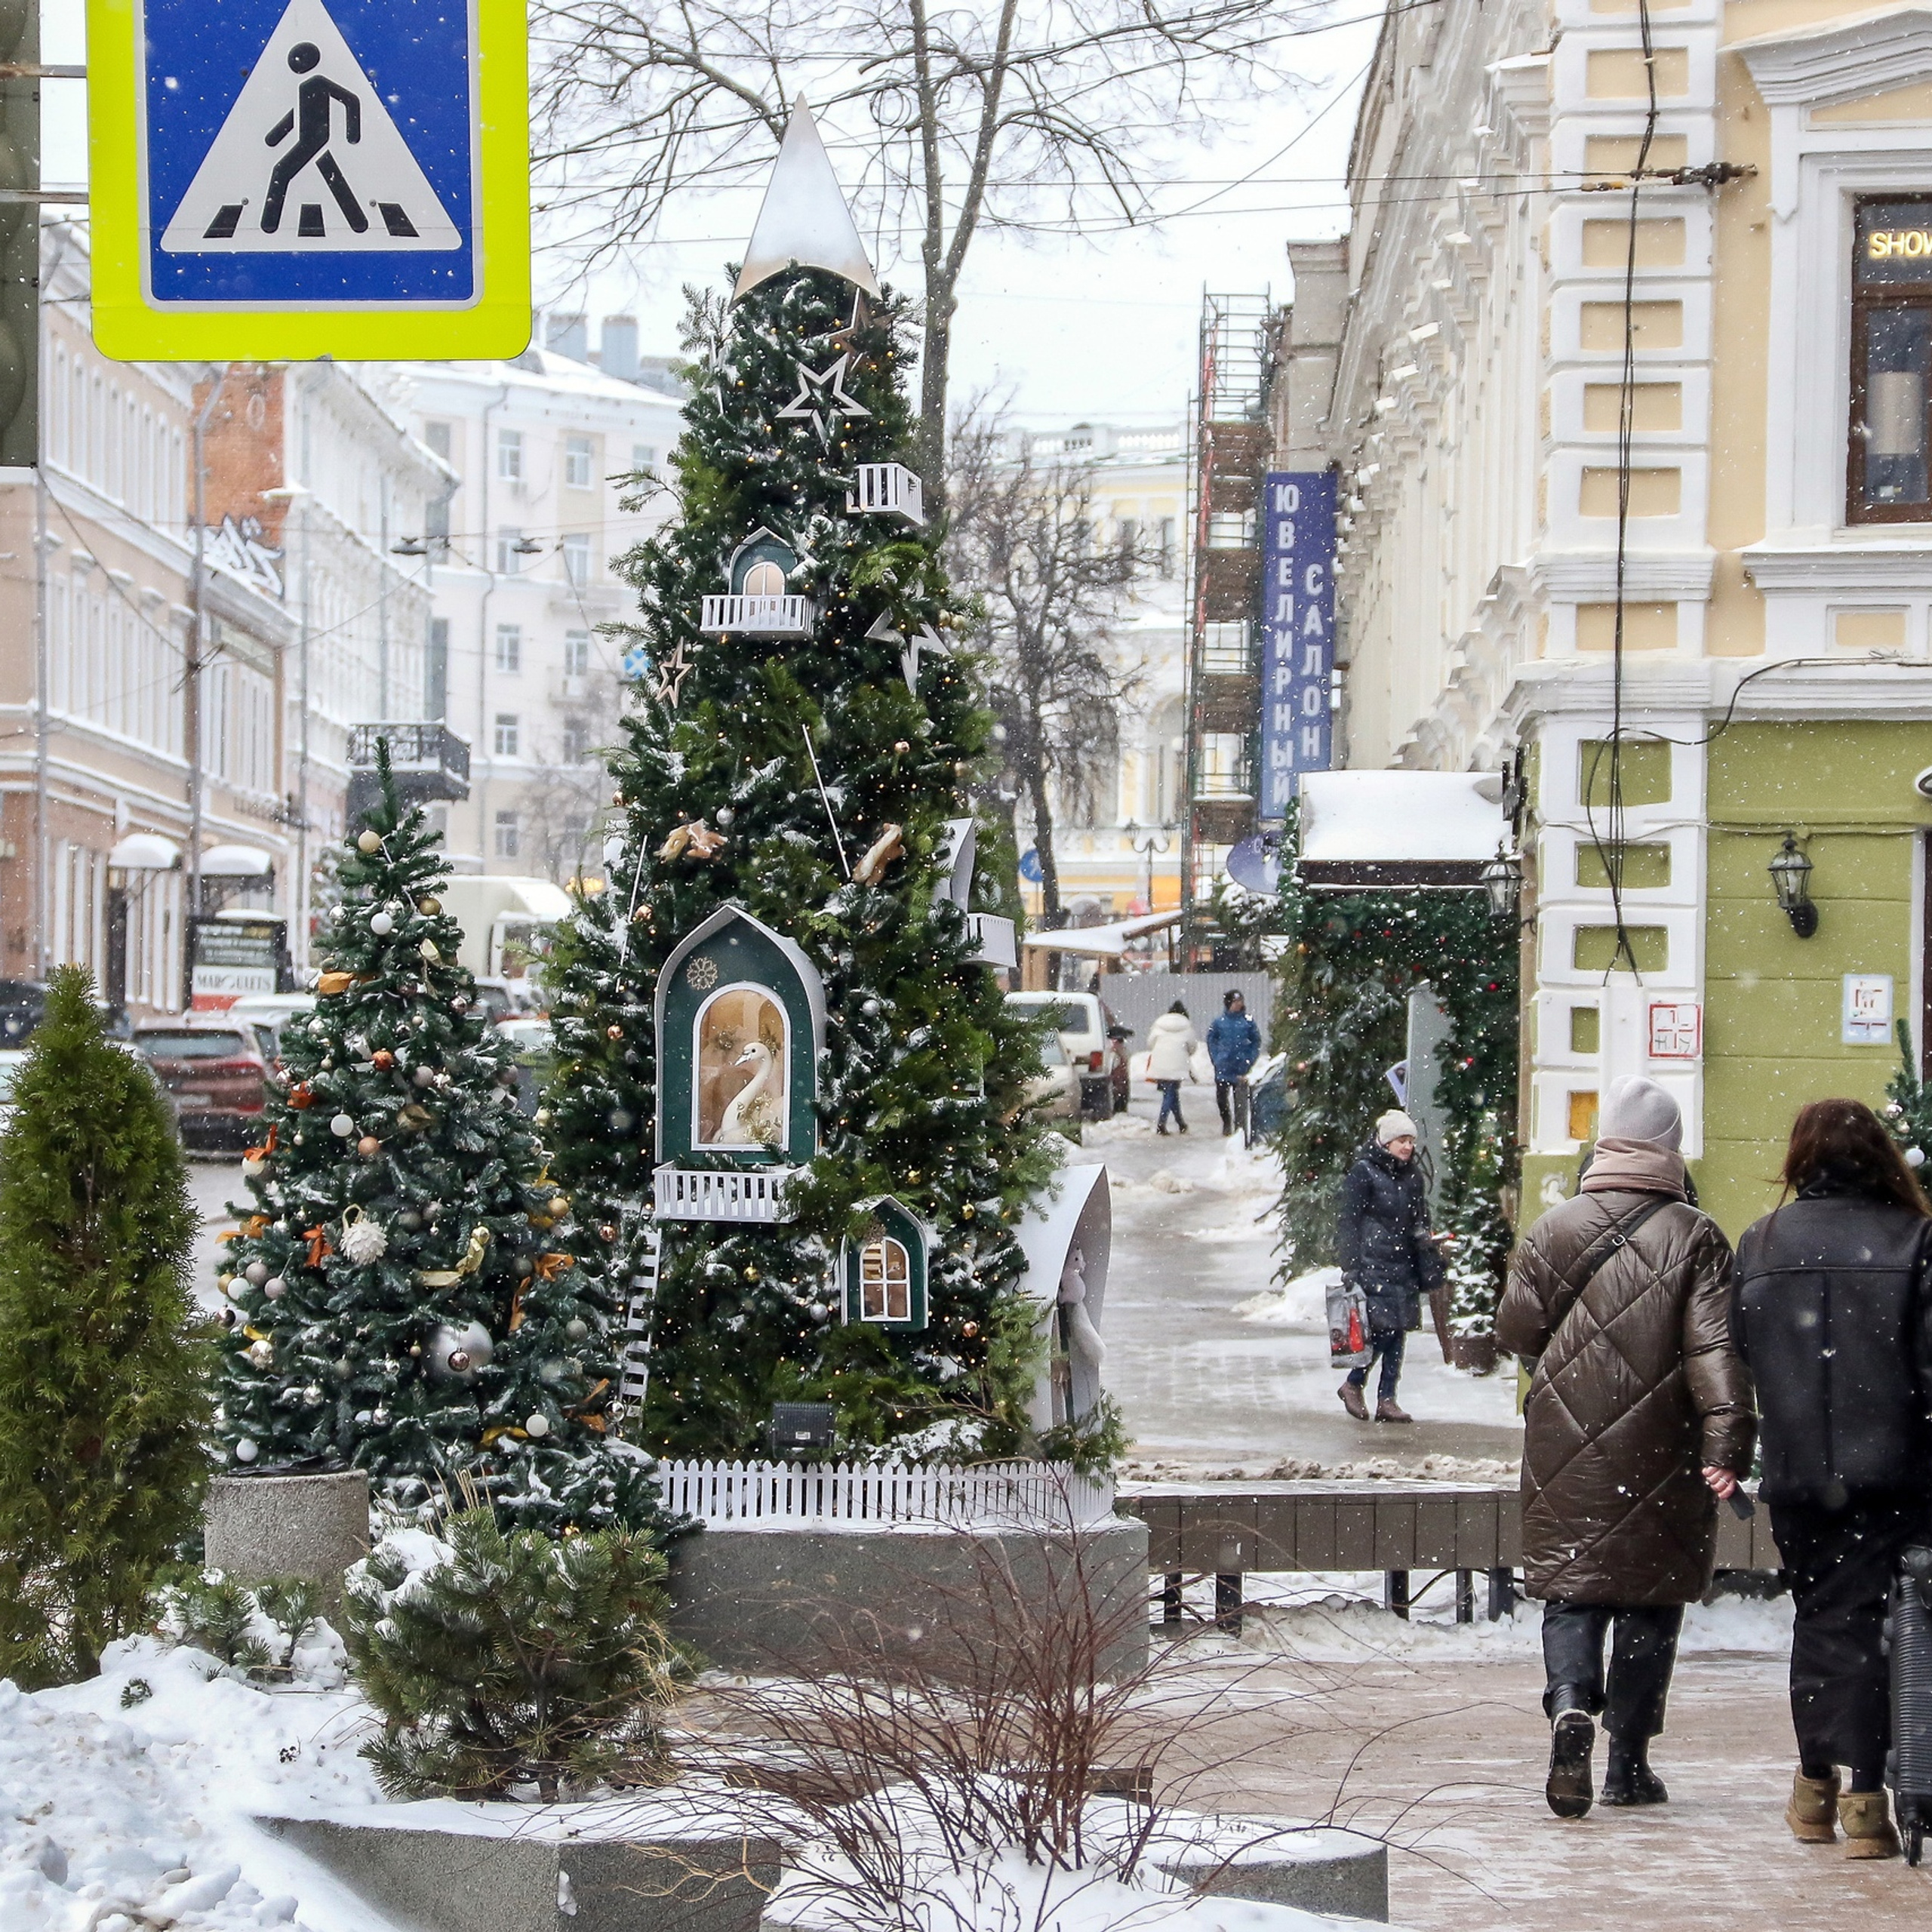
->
<box><xmin>1205</xmin><ymin>989</ymin><xmax>1263</xmax><ymax>1140</ymax></box>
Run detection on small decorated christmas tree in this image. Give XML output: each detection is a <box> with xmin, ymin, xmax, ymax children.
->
<box><xmin>0</xmin><ymin>968</ymin><xmax>211</xmax><ymax>1684</ymax></box>
<box><xmin>217</xmin><ymin>752</ymin><xmax>658</xmax><ymax>1531</ymax></box>
<box><xmin>543</xmin><ymin>106</ymin><xmax>1060</xmax><ymax>1461</ymax></box>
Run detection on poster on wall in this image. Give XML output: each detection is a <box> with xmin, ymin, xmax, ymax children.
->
<box><xmin>1260</xmin><ymin>470</ymin><xmax>1337</xmax><ymax>819</ymax></box>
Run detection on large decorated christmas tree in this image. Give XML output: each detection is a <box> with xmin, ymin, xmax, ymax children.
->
<box><xmin>217</xmin><ymin>753</ymin><xmax>660</xmax><ymax>1530</ymax></box>
<box><xmin>543</xmin><ymin>106</ymin><xmax>1062</xmax><ymax>1462</ymax></box>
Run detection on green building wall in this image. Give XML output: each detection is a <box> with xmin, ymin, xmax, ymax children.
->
<box><xmin>1518</xmin><ymin>719</ymin><xmax>1932</xmax><ymax>1246</ymax></box>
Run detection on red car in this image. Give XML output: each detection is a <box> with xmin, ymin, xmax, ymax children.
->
<box><xmin>134</xmin><ymin>1019</ymin><xmax>269</xmax><ymax>1150</ymax></box>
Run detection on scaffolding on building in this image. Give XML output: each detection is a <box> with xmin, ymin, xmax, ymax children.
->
<box><xmin>1182</xmin><ymin>292</ymin><xmax>1278</xmax><ymax>957</ymax></box>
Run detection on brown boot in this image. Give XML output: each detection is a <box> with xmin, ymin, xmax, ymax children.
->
<box><xmin>1376</xmin><ymin>1398</ymin><xmax>1413</xmax><ymax>1423</ymax></box>
<box><xmin>1786</xmin><ymin>1770</ymin><xmax>1838</xmax><ymax>1842</ymax></box>
<box><xmin>1838</xmin><ymin>1790</ymin><xmax>1900</xmax><ymax>1859</ymax></box>
<box><xmin>1338</xmin><ymin>1380</ymin><xmax>1369</xmax><ymax>1420</ymax></box>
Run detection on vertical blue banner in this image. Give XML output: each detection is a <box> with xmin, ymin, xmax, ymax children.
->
<box><xmin>1260</xmin><ymin>471</ymin><xmax>1336</xmax><ymax>817</ymax></box>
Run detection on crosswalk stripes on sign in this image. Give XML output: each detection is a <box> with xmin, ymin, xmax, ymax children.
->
<box><xmin>158</xmin><ymin>0</ymin><xmax>460</xmax><ymax>256</ymax></box>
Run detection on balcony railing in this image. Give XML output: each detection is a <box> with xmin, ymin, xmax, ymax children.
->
<box><xmin>700</xmin><ymin>594</ymin><xmax>816</xmax><ymax>637</ymax></box>
<box><xmin>847</xmin><ymin>463</ymin><xmax>926</xmax><ymax>527</ymax></box>
<box><xmin>346</xmin><ymin>722</ymin><xmax>471</xmax><ymax>810</ymax></box>
<box><xmin>1199</xmin><ymin>620</ymin><xmax>1258</xmax><ymax>678</ymax></box>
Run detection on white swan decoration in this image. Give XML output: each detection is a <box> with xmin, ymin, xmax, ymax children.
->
<box><xmin>716</xmin><ymin>1040</ymin><xmax>784</xmax><ymax>1146</ymax></box>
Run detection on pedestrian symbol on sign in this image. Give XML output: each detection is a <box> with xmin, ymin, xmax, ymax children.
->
<box><xmin>158</xmin><ymin>0</ymin><xmax>462</xmax><ymax>257</ymax></box>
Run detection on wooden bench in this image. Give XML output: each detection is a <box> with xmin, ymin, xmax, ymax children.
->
<box><xmin>1116</xmin><ymin>1481</ymin><xmax>1783</xmax><ymax>1634</ymax></box>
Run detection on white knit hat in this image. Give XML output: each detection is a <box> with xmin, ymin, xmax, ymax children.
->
<box><xmin>1599</xmin><ymin>1075</ymin><xmax>1682</xmax><ymax>1150</ymax></box>
<box><xmin>1376</xmin><ymin>1109</ymin><xmax>1420</xmax><ymax>1145</ymax></box>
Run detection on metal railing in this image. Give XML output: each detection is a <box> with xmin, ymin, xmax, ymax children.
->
<box><xmin>347</xmin><ymin>722</ymin><xmax>471</xmax><ymax>786</ymax></box>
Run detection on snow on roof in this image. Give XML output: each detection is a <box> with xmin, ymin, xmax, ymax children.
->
<box><xmin>1299</xmin><ymin>770</ymin><xmax>1506</xmax><ymax>864</ymax></box>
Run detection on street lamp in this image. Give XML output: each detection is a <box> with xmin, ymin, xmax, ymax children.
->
<box><xmin>1769</xmin><ymin>831</ymin><xmax>1818</xmax><ymax>937</ymax></box>
<box><xmin>1480</xmin><ymin>845</ymin><xmax>1521</xmax><ymax>922</ymax></box>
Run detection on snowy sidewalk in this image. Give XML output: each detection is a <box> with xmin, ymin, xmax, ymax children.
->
<box><xmin>1090</xmin><ymin>1104</ymin><xmax>1522</xmax><ymax>1477</ymax></box>
<box><xmin>1161</xmin><ymin>1591</ymin><xmax>1930</xmax><ymax>1930</ymax></box>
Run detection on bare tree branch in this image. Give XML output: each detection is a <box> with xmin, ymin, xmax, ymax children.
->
<box><xmin>532</xmin><ymin>0</ymin><xmax>1301</xmax><ymax>496</ymax></box>
<box><xmin>945</xmin><ymin>406</ymin><xmax>1152</xmax><ymax>927</ymax></box>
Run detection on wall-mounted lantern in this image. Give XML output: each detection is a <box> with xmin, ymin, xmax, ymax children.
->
<box><xmin>1769</xmin><ymin>832</ymin><xmax>1818</xmax><ymax>938</ymax></box>
<box><xmin>1480</xmin><ymin>846</ymin><xmax>1521</xmax><ymax>923</ymax></box>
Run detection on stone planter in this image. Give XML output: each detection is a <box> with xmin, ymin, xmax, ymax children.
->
<box><xmin>203</xmin><ymin>1469</ymin><xmax>370</xmax><ymax>1611</ymax></box>
<box><xmin>666</xmin><ymin>1517</ymin><xmax>1150</xmax><ymax>1684</ymax></box>
<box><xmin>1449</xmin><ymin>1331</ymin><xmax>1500</xmax><ymax>1377</ymax></box>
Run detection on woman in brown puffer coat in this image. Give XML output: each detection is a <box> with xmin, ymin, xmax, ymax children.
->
<box><xmin>1498</xmin><ymin>1075</ymin><xmax>1755</xmax><ymax>1821</ymax></box>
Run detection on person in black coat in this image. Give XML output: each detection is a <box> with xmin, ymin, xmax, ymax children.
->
<box><xmin>1734</xmin><ymin>1097</ymin><xmax>1932</xmax><ymax>1860</ymax></box>
<box><xmin>1336</xmin><ymin>1108</ymin><xmax>1443</xmax><ymax>1423</ymax></box>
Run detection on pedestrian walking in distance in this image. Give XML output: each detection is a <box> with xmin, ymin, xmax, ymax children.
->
<box><xmin>1146</xmin><ymin>1000</ymin><xmax>1196</xmax><ymax>1137</ymax></box>
<box><xmin>1497</xmin><ymin>1075</ymin><xmax>1754</xmax><ymax>1819</ymax></box>
<box><xmin>1207</xmin><ymin>989</ymin><xmax>1263</xmax><ymax>1142</ymax></box>
<box><xmin>1336</xmin><ymin>1108</ymin><xmax>1441</xmax><ymax>1425</ymax></box>
<box><xmin>1734</xmin><ymin>1097</ymin><xmax>1932</xmax><ymax>1860</ymax></box>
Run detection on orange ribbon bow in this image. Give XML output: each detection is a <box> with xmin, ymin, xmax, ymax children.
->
<box><xmin>303</xmin><ymin>1224</ymin><xmax>334</xmax><ymax>1268</ymax></box>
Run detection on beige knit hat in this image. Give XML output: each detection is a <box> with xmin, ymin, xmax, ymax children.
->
<box><xmin>1376</xmin><ymin>1109</ymin><xmax>1420</xmax><ymax>1145</ymax></box>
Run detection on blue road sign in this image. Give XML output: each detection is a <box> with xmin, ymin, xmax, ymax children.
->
<box><xmin>1018</xmin><ymin>848</ymin><xmax>1044</xmax><ymax>884</ymax></box>
<box><xmin>91</xmin><ymin>0</ymin><xmax>530</xmax><ymax>359</ymax></box>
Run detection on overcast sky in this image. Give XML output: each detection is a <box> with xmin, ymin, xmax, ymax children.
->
<box><xmin>48</xmin><ymin>5</ymin><xmax>1379</xmax><ymax>432</ymax></box>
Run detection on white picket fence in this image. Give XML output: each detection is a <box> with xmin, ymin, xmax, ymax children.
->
<box><xmin>655</xmin><ymin>1459</ymin><xmax>1116</xmax><ymax>1531</ymax></box>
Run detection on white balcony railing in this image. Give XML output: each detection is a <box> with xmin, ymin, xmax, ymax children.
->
<box><xmin>967</xmin><ymin>912</ymin><xmax>1017</xmax><ymax>968</ymax></box>
<box><xmin>653</xmin><ymin>1162</ymin><xmax>801</xmax><ymax>1223</ymax></box>
<box><xmin>846</xmin><ymin>462</ymin><xmax>926</xmax><ymax>527</ymax></box>
<box><xmin>700</xmin><ymin>594</ymin><xmax>816</xmax><ymax>637</ymax></box>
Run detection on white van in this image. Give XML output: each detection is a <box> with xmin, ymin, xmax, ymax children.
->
<box><xmin>436</xmin><ymin>877</ymin><xmax>574</xmax><ymax>983</ymax></box>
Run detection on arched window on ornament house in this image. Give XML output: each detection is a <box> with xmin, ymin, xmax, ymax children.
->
<box><xmin>841</xmin><ymin>1196</ymin><xmax>931</xmax><ymax>1331</ymax></box>
<box><xmin>654</xmin><ymin>905</ymin><xmax>827</xmax><ymax>1223</ymax></box>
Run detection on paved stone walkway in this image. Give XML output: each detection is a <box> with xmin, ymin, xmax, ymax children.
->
<box><xmin>1154</xmin><ymin>1620</ymin><xmax>1930</xmax><ymax>1929</ymax></box>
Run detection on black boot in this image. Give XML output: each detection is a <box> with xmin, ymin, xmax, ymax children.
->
<box><xmin>1601</xmin><ymin>1734</ymin><xmax>1669</xmax><ymax>1807</ymax></box>
<box><xmin>1546</xmin><ymin>1694</ymin><xmax>1595</xmax><ymax>1820</ymax></box>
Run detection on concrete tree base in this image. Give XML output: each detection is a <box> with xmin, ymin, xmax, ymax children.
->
<box><xmin>1152</xmin><ymin>1818</ymin><xmax>1389</xmax><ymax>1922</ymax></box>
<box><xmin>204</xmin><ymin>1469</ymin><xmax>370</xmax><ymax>1611</ymax></box>
<box><xmin>664</xmin><ymin>1518</ymin><xmax>1150</xmax><ymax>1683</ymax></box>
<box><xmin>260</xmin><ymin>1810</ymin><xmax>780</xmax><ymax>1932</ymax></box>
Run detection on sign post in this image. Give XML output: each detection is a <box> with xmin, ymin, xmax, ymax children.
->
<box><xmin>1260</xmin><ymin>471</ymin><xmax>1337</xmax><ymax>820</ymax></box>
<box><xmin>88</xmin><ymin>0</ymin><xmax>531</xmax><ymax>360</ymax></box>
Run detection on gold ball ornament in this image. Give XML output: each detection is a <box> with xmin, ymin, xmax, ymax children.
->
<box><xmin>357</xmin><ymin>830</ymin><xmax>382</xmax><ymax>854</ymax></box>
<box><xmin>417</xmin><ymin>896</ymin><xmax>441</xmax><ymax>915</ymax></box>
<box><xmin>549</xmin><ymin>1194</ymin><xmax>570</xmax><ymax>1217</ymax></box>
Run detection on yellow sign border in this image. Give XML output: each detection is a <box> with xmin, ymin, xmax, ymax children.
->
<box><xmin>88</xmin><ymin>0</ymin><xmax>531</xmax><ymax>361</ymax></box>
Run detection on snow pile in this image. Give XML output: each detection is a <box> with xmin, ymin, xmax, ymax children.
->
<box><xmin>1124</xmin><ymin>1454</ymin><xmax>1523</xmax><ymax>1484</ymax></box>
<box><xmin>768</xmin><ymin>1789</ymin><xmax>1398</xmax><ymax>1932</ymax></box>
<box><xmin>0</xmin><ymin>1635</ymin><xmax>388</xmax><ymax>1932</ymax></box>
<box><xmin>1232</xmin><ymin>1266</ymin><xmax>1337</xmax><ymax>1326</ymax></box>
<box><xmin>1229</xmin><ymin>1588</ymin><xmax>1794</xmax><ymax>1663</ymax></box>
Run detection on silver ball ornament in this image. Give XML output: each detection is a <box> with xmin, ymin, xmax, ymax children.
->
<box><xmin>245</xmin><ymin>1260</ymin><xmax>269</xmax><ymax>1284</ymax></box>
<box><xmin>525</xmin><ymin>1413</ymin><xmax>551</xmax><ymax>1438</ymax></box>
<box><xmin>371</xmin><ymin>911</ymin><xmax>394</xmax><ymax>937</ymax></box>
<box><xmin>330</xmin><ymin>1113</ymin><xmax>355</xmax><ymax>1137</ymax></box>
<box><xmin>235</xmin><ymin>1438</ymin><xmax>258</xmax><ymax>1463</ymax></box>
<box><xmin>264</xmin><ymin>1277</ymin><xmax>286</xmax><ymax>1300</ymax></box>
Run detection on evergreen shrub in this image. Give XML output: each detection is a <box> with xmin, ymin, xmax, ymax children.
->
<box><xmin>343</xmin><ymin>1507</ymin><xmax>690</xmax><ymax>1801</ymax></box>
<box><xmin>0</xmin><ymin>968</ymin><xmax>212</xmax><ymax>1684</ymax></box>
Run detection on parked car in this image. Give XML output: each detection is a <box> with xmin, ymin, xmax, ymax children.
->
<box><xmin>1002</xmin><ymin>991</ymin><xmax>1130</xmax><ymax>1118</ymax></box>
<box><xmin>0</xmin><ymin>980</ymin><xmax>45</xmax><ymax>1048</ymax></box>
<box><xmin>495</xmin><ymin>1017</ymin><xmax>555</xmax><ymax>1117</ymax></box>
<box><xmin>228</xmin><ymin>992</ymin><xmax>318</xmax><ymax>1069</ymax></box>
<box><xmin>1024</xmin><ymin>1030</ymin><xmax>1081</xmax><ymax>1120</ymax></box>
<box><xmin>132</xmin><ymin>1020</ymin><xmax>270</xmax><ymax>1149</ymax></box>
<box><xmin>474</xmin><ymin>976</ymin><xmax>546</xmax><ymax>1025</ymax></box>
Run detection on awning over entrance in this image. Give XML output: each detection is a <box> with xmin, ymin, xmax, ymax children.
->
<box><xmin>1297</xmin><ymin>771</ymin><xmax>1509</xmax><ymax>889</ymax></box>
<box><xmin>1019</xmin><ymin>909</ymin><xmax>1183</xmax><ymax>958</ymax></box>
<box><xmin>198</xmin><ymin>843</ymin><xmax>275</xmax><ymax>878</ymax></box>
<box><xmin>107</xmin><ymin>832</ymin><xmax>182</xmax><ymax>872</ymax></box>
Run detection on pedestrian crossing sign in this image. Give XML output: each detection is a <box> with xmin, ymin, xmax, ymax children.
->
<box><xmin>88</xmin><ymin>0</ymin><xmax>531</xmax><ymax>360</ymax></box>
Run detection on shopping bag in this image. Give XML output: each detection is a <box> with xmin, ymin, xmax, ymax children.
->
<box><xmin>1132</xmin><ymin>1050</ymin><xmax>1154</xmax><ymax>1085</ymax></box>
<box><xmin>1188</xmin><ymin>1042</ymin><xmax>1212</xmax><ymax>1084</ymax></box>
<box><xmin>1327</xmin><ymin>1277</ymin><xmax>1372</xmax><ymax>1367</ymax></box>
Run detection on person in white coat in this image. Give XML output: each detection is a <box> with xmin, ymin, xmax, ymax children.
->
<box><xmin>1146</xmin><ymin>1000</ymin><xmax>1198</xmax><ymax>1136</ymax></box>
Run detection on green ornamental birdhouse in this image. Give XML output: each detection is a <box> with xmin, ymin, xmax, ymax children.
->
<box><xmin>841</xmin><ymin>1196</ymin><xmax>932</xmax><ymax>1331</ymax></box>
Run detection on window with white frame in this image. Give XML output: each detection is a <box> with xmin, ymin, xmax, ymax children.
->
<box><xmin>496</xmin><ymin>527</ymin><xmax>525</xmax><ymax>574</ymax></box>
<box><xmin>494</xmin><ymin>623</ymin><xmax>522</xmax><ymax>673</ymax></box>
<box><xmin>632</xmin><ymin>443</ymin><xmax>657</xmax><ymax>474</ymax></box>
<box><xmin>563</xmin><ymin>629</ymin><xmax>590</xmax><ymax>676</ymax></box>
<box><xmin>562</xmin><ymin>719</ymin><xmax>590</xmax><ymax>764</ymax></box>
<box><xmin>565</xmin><ymin>435</ymin><xmax>595</xmax><ymax>488</ymax></box>
<box><xmin>494</xmin><ymin>811</ymin><xmax>520</xmax><ymax>857</ymax></box>
<box><xmin>561</xmin><ymin>531</ymin><xmax>591</xmax><ymax>586</ymax></box>
<box><xmin>494</xmin><ymin>712</ymin><xmax>520</xmax><ymax>758</ymax></box>
<box><xmin>1850</xmin><ymin>196</ymin><xmax>1932</xmax><ymax>524</ymax></box>
<box><xmin>497</xmin><ymin>428</ymin><xmax>524</xmax><ymax>480</ymax></box>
